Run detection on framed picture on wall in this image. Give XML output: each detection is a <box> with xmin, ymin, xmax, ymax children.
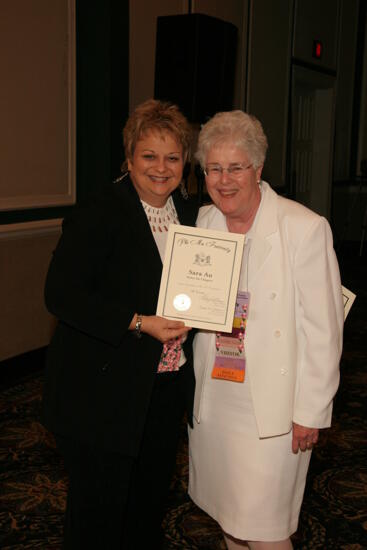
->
<box><xmin>0</xmin><ymin>0</ymin><xmax>76</xmax><ymax>211</ymax></box>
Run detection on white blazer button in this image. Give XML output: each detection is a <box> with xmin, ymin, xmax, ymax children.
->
<box><xmin>280</xmin><ymin>368</ymin><xmax>288</xmax><ymax>375</ymax></box>
<box><xmin>274</xmin><ymin>330</ymin><xmax>281</xmax><ymax>338</ymax></box>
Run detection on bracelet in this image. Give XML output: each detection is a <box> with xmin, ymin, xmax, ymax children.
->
<box><xmin>134</xmin><ymin>314</ymin><xmax>143</xmax><ymax>338</ymax></box>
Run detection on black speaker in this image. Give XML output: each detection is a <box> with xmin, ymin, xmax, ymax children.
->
<box><xmin>154</xmin><ymin>13</ymin><xmax>238</xmax><ymax>123</ymax></box>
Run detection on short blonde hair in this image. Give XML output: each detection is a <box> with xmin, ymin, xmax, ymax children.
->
<box><xmin>195</xmin><ymin>110</ymin><xmax>268</xmax><ymax>169</ymax></box>
<box><xmin>123</xmin><ymin>99</ymin><xmax>191</xmax><ymax>168</ymax></box>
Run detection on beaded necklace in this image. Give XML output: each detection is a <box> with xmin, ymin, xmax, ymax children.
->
<box><xmin>141</xmin><ymin>196</ymin><xmax>179</xmax><ymax>233</ymax></box>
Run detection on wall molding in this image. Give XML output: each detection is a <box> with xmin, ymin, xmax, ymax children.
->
<box><xmin>0</xmin><ymin>218</ymin><xmax>62</xmax><ymax>240</ymax></box>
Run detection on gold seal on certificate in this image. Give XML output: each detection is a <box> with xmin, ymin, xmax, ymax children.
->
<box><xmin>156</xmin><ymin>225</ymin><xmax>245</xmax><ymax>332</ymax></box>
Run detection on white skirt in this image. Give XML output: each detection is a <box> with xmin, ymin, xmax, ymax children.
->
<box><xmin>188</xmin><ymin>369</ymin><xmax>311</xmax><ymax>542</ymax></box>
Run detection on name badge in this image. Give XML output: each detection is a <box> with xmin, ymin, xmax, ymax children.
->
<box><xmin>211</xmin><ymin>291</ymin><xmax>250</xmax><ymax>383</ymax></box>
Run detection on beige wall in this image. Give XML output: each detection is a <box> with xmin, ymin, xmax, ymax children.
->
<box><xmin>0</xmin><ymin>0</ymin><xmax>74</xmax><ymax>361</ymax></box>
<box><xmin>0</xmin><ymin>221</ymin><xmax>61</xmax><ymax>361</ymax></box>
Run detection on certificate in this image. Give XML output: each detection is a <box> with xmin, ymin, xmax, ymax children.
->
<box><xmin>156</xmin><ymin>225</ymin><xmax>245</xmax><ymax>332</ymax></box>
<box><xmin>342</xmin><ymin>285</ymin><xmax>356</xmax><ymax>320</ymax></box>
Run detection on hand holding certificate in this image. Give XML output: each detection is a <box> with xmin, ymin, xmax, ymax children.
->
<box><xmin>156</xmin><ymin>225</ymin><xmax>245</xmax><ymax>332</ymax></box>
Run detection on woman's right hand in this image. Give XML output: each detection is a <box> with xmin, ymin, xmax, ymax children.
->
<box><xmin>130</xmin><ymin>314</ymin><xmax>191</xmax><ymax>343</ymax></box>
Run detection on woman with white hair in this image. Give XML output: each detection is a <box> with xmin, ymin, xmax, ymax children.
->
<box><xmin>188</xmin><ymin>110</ymin><xmax>344</xmax><ymax>549</ymax></box>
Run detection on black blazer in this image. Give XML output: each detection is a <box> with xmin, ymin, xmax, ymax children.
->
<box><xmin>42</xmin><ymin>177</ymin><xmax>198</xmax><ymax>456</ymax></box>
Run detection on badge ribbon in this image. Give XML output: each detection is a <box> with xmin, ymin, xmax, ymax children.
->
<box><xmin>211</xmin><ymin>291</ymin><xmax>250</xmax><ymax>383</ymax></box>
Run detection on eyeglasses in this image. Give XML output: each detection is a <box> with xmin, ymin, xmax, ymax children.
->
<box><xmin>204</xmin><ymin>162</ymin><xmax>253</xmax><ymax>180</ymax></box>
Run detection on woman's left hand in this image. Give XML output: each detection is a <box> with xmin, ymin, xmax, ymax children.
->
<box><xmin>291</xmin><ymin>422</ymin><xmax>319</xmax><ymax>454</ymax></box>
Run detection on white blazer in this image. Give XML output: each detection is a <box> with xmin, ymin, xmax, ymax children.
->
<box><xmin>193</xmin><ymin>181</ymin><xmax>344</xmax><ymax>438</ymax></box>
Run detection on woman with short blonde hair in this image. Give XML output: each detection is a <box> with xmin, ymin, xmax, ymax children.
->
<box><xmin>43</xmin><ymin>99</ymin><xmax>197</xmax><ymax>549</ymax></box>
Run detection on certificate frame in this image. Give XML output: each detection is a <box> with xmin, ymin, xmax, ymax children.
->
<box><xmin>0</xmin><ymin>0</ymin><xmax>76</xmax><ymax>211</ymax></box>
<box><xmin>157</xmin><ymin>225</ymin><xmax>245</xmax><ymax>332</ymax></box>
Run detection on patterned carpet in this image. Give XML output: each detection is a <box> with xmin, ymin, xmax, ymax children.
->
<box><xmin>0</xmin><ymin>250</ymin><xmax>366</xmax><ymax>549</ymax></box>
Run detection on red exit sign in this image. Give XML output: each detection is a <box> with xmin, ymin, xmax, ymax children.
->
<box><xmin>313</xmin><ymin>40</ymin><xmax>323</xmax><ymax>59</ymax></box>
